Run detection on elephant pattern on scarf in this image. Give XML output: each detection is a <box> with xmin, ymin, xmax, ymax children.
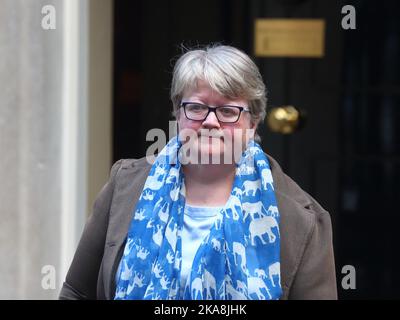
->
<box><xmin>115</xmin><ymin>137</ymin><xmax>281</xmax><ymax>300</ymax></box>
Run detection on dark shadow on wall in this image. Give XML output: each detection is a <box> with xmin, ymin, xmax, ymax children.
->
<box><xmin>112</xmin><ymin>0</ymin><xmax>400</xmax><ymax>299</ymax></box>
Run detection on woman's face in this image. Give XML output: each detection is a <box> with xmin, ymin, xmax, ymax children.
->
<box><xmin>177</xmin><ymin>80</ymin><xmax>258</xmax><ymax>165</ymax></box>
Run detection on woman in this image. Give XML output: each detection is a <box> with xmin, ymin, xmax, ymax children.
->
<box><xmin>59</xmin><ymin>44</ymin><xmax>337</xmax><ymax>300</ymax></box>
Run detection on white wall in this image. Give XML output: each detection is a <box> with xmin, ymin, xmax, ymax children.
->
<box><xmin>0</xmin><ymin>0</ymin><xmax>113</xmax><ymax>299</ymax></box>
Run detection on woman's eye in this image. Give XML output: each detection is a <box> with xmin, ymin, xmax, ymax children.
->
<box><xmin>220</xmin><ymin>107</ymin><xmax>235</xmax><ymax>115</ymax></box>
<box><xmin>189</xmin><ymin>104</ymin><xmax>207</xmax><ymax>112</ymax></box>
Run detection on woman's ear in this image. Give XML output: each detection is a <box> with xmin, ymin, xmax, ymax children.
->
<box><xmin>175</xmin><ymin>108</ymin><xmax>181</xmax><ymax>121</ymax></box>
<box><xmin>250</xmin><ymin>118</ymin><xmax>260</xmax><ymax>131</ymax></box>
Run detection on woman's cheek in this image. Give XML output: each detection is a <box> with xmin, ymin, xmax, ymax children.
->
<box><xmin>178</xmin><ymin>127</ymin><xmax>198</xmax><ymax>145</ymax></box>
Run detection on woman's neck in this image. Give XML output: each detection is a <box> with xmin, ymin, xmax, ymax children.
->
<box><xmin>182</xmin><ymin>163</ymin><xmax>236</xmax><ymax>207</ymax></box>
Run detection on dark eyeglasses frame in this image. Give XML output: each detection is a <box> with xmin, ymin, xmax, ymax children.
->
<box><xmin>180</xmin><ymin>102</ymin><xmax>250</xmax><ymax>124</ymax></box>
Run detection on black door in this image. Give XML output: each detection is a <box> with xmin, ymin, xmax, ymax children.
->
<box><xmin>113</xmin><ymin>0</ymin><xmax>400</xmax><ymax>299</ymax></box>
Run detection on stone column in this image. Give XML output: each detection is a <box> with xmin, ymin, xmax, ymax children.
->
<box><xmin>1</xmin><ymin>0</ymin><xmax>73</xmax><ymax>299</ymax></box>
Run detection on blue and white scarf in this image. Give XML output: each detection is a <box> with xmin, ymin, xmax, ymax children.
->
<box><xmin>115</xmin><ymin>136</ymin><xmax>282</xmax><ymax>300</ymax></box>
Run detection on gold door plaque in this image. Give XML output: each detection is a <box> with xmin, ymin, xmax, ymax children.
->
<box><xmin>255</xmin><ymin>19</ymin><xmax>325</xmax><ymax>58</ymax></box>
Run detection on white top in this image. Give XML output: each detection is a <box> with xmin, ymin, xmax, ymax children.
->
<box><xmin>179</xmin><ymin>204</ymin><xmax>221</xmax><ymax>298</ymax></box>
<box><xmin>115</xmin><ymin>204</ymin><xmax>222</xmax><ymax>298</ymax></box>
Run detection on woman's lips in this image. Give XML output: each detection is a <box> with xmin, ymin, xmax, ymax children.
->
<box><xmin>198</xmin><ymin>134</ymin><xmax>224</xmax><ymax>139</ymax></box>
<box><xmin>199</xmin><ymin>136</ymin><xmax>224</xmax><ymax>143</ymax></box>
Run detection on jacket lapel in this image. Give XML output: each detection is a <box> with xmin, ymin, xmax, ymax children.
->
<box><xmin>103</xmin><ymin>159</ymin><xmax>153</xmax><ymax>299</ymax></box>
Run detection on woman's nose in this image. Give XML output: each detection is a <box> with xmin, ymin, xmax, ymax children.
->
<box><xmin>201</xmin><ymin>110</ymin><xmax>221</xmax><ymax>128</ymax></box>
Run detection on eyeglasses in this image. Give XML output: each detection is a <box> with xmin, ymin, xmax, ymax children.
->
<box><xmin>180</xmin><ymin>102</ymin><xmax>250</xmax><ymax>123</ymax></box>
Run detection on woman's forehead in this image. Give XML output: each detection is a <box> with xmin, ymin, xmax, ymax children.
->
<box><xmin>183</xmin><ymin>79</ymin><xmax>246</xmax><ymax>105</ymax></box>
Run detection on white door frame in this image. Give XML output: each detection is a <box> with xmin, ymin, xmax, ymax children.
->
<box><xmin>60</xmin><ymin>0</ymin><xmax>113</xmax><ymax>290</ymax></box>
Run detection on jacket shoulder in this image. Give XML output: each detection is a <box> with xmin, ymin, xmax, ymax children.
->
<box><xmin>115</xmin><ymin>156</ymin><xmax>154</xmax><ymax>170</ymax></box>
<box><xmin>266</xmin><ymin>153</ymin><xmax>329</xmax><ymax>216</ymax></box>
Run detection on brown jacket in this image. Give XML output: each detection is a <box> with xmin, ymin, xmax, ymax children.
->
<box><xmin>59</xmin><ymin>155</ymin><xmax>337</xmax><ymax>300</ymax></box>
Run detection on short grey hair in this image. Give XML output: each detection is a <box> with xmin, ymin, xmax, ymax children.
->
<box><xmin>170</xmin><ymin>44</ymin><xmax>267</xmax><ymax>142</ymax></box>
